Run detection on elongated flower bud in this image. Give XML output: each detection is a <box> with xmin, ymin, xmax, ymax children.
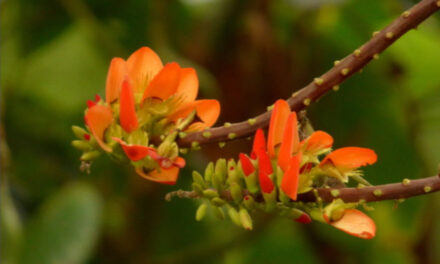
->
<box><xmin>239</xmin><ymin>207</ymin><xmax>253</xmax><ymax>230</ymax></box>
<box><xmin>196</xmin><ymin>203</ymin><xmax>208</xmax><ymax>221</ymax></box>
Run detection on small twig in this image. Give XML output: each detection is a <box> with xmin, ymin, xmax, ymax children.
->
<box><xmin>177</xmin><ymin>0</ymin><xmax>440</xmax><ymax>147</ymax></box>
<box><xmin>166</xmin><ymin>175</ymin><xmax>440</xmax><ymax>203</ymax></box>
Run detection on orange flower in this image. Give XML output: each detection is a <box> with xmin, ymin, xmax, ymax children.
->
<box><xmin>83</xmin><ymin>47</ymin><xmax>221</xmax><ymax>184</ymax></box>
<box><xmin>320</xmin><ymin>147</ymin><xmax>377</xmax><ymax>182</ymax></box>
<box><xmin>321</xmin><ymin>147</ymin><xmax>377</xmax><ymax>170</ymax></box>
<box><xmin>105</xmin><ymin>47</ymin><xmax>220</xmax><ymax>131</ymax></box>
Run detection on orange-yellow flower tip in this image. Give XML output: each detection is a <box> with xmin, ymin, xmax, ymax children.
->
<box><xmin>126</xmin><ymin>47</ymin><xmax>163</xmax><ymax>93</ymax></box>
<box><xmin>257</xmin><ymin>150</ymin><xmax>274</xmax><ymax>193</ymax></box>
<box><xmin>112</xmin><ymin>137</ymin><xmax>158</xmax><ymax>161</ymax></box>
<box><xmin>277</xmin><ymin>112</ymin><xmax>299</xmax><ymax>171</ymax></box>
<box><xmin>327</xmin><ymin>209</ymin><xmax>376</xmax><ymax>239</ymax></box>
<box><xmin>268</xmin><ymin>99</ymin><xmax>291</xmax><ymax>158</ymax></box>
<box><xmin>281</xmin><ymin>155</ymin><xmax>300</xmax><ymax>200</ymax></box>
<box><xmin>320</xmin><ymin>147</ymin><xmax>377</xmax><ymax>169</ymax></box>
<box><xmin>303</xmin><ymin>130</ymin><xmax>333</xmax><ymax>152</ymax></box>
<box><xmin>85</xmin><ymin>105</ymin><xmax>113</xmax><ymax>152</ymax></box>
<box><xmin>119</xmin><ymin>79</ymin><xmax>139</xmax><ymax>133</ymax></box>
<box><xmin>251</xmin><ymin>129</ymin><xmax>266</xmax><ymax>159</ymax></box>
<box><xmin>105</xmin><ymin>57</ymin><xmax>127</xmax><ymax>104</ymax></box>
<box><xmin>239</xmin><ymin>153</ymin><xmax>255</xmax><ymax>176</ymax></box>
<box><xmin>135</xmin><ymin>166</ymin><xmax>179</xmax><ymax>185</ymax></box>
<box><xmin>142</xmin><ymin>62</ymin><xmax>181</xmax><ymax>103</ymax></box>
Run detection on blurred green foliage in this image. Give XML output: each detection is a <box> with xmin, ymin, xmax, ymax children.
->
<box><xmin>1</xmin><ymin>0</ymin><xmax>440</xmax><ymax>263</ymax></box>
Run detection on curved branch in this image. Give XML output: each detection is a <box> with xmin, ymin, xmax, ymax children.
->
<box><xmin>166</xmin><ymin>175</ymin><xmax>440</xmax><ymax>203</ymax></box>
<box><xmin>178</xmin><ymin>0</ymin><xmax>440</xmax><ymax>147</ymax></box>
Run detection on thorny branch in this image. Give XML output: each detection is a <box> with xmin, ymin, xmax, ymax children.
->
<box><xmin>178</xmin><ymin>0</ymin><xmax>440</xmax><ymax>148</ymax></box>
<box><xmin>166</xmin><ymin>175</ymin><xmax>440</xmax><ymax>203</ymax></box>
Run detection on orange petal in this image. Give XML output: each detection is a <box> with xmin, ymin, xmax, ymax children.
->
<box><xmin>320</xmin><ymin>147</ymin><xmax>377</xmax><ymax>169</ymax></box>
<box><xmin>169</xmin><ymin>100</ymin><xmax>220</xmax><ymax>130</ymax></box>
<box><xmin>142</xmin><ymin>62</ymin><xmax>181</xmax><ymax>102</ymax></box>
<box><xmin>175</xmin><ymin>68</ymin><xmax>198</xmax><ymax>106</ymax></box>
<box><xmin>257</xmin><ymin>150</ymin><xmax>274</xmax><ymax>194</ymax></box>
<box><xmin>85</xmin><ymin>105</ymin><xmax>113</xmax><ymax>152</ymax></box>
<box><xmin>281</xmin><ymin>155</ymin><xmax>300</xmax><ymax>200</ymax></box>
<box><xmin>173</xmin><ymin>157</ymin><xmax>186</xmax><ymax>168</ymax></box>
<box><xmin>251</xmin><ymin>129</ymin><xmax>266</xmax><ymax>159</ymax></box>
<box><xmin>328</xmin><ymin>209</ymin><xmax>376</xmax><ymax>239</ymax></box>
<box><xmin>268</xmin><ymin>100</ymin><xmax>291</xmax><ymax>158</ymax></box>
<box><xmin>119</xmin><ymin>79</ymin><xmax>139</xmax><ymax>133</ymax></box>
<box><xmin>135</xmin><ymin>166</ymin><xmax>179</xmax><ymax>185</ymax></box>
<box><xmin>112</xmin><ymin>137</ymin><xmax>157</xmax><ymax>161</ymax></box>
<box><xmin>277</xmin><ymin>112</ymin><xmax>299</xmax><ymax>171</ymax></box>
<box><xmin>239</xmin><ymin>153</ymin><xmax>255</xmax><ymax>176</ymax></box>
<box><xmin>105</xmin><ymin>57</ymin><xmax>127</xmax><ymax>103</ymax></box>
<box><xmin>127</xmin><ymin>47</ymin><xmax>163</xmax><ymax>93</ymax></box>
<box><xmin>302</xmin><ymin>131</ymin><xmax>333</xmax><ymax>152</ymax></box>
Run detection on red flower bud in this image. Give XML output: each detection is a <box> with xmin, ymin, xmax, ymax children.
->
<box><xmin>251</xmin><ymin>128</ymin><xmax>266</xmax><ymax>159</ymax></box>
<box><xmin>239</xmin><ymin>153</ymin><xmax>255</xmax><ymax>176</ymax></box>
<box><xmin>295</xmin><ymin>213</ymin><xmax>312</xmax><ymax>224</ymax></box>
<box><xmin>257</xmin><ymin>150</ymin><xmax>274</xmax><ymax>193</ymax></box>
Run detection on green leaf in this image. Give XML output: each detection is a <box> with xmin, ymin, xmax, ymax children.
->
<box><xmin>19</xmin><ymin>182</ymin><xmax>102</xmax><ymax>264</ymax></box>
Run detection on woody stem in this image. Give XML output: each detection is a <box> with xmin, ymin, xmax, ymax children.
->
<box><xmin>177</xmin><ymin>0</ymin><xmax>440</xmax><ymax>148</ymax></box>
<box><xmin>165</xmin><ymin>175</ymin><xmax>440</xmax><ymax>203</ymax></box>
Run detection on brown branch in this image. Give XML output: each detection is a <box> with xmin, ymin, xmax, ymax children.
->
<box><xmin>166</xmin><ymin>175</ymin><xmax>440</xmax><ymax>203</ymax></box>
<box><xmin>178</xmin><ymin>0</ymin><xmax>440</xmax><ymax>147</ymax></box>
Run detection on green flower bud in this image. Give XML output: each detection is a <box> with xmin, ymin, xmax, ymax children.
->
<box><xmin>262</xmin><ymin>190</ymin><xmax>277</xmax><ymax>212</ymax></box>
<box><xmin>239</xmin><ymin>207</ymin><xmax>253</xmax><ymax>230</ymax></box>
<box><xmin>195</xmin><ymin>203</ymin><xmax>208</xmax><ymax>221</ymax></box>
<box><xmin>213</xmin><ymin>159</ymin><xmax>227</xmax><ymax>191</ymax></box>
<box><xmin>80</xmin><ymin>151</ymin><xmax>101</xmax><ymax>161</ymax></box>
<box><xmin>243</xmin><ymin>195</ymin><xmax>255</xmax><ymax>210</ymax></box>
<box><xmin>192</xmin><ymin>183</ymin><xmax>204</xmax><ymax>195</ymax></box>
<box><xmin>192</xmin><ymin>171</ymin><xmax>207</xmax><ymax>188</ymax></box>
<box><xmin>202</xmin><ymin>189</ymin><xmax>219</xmax><ymax>199</ymax></box>
<box><xmin>309</xmin><ymin>208</ymin><xmax>326</xmax><ymax>223</ymax></box>
<box><xmin>158</xmin><ymin>141</ymin><xmax>178</xmax><ymax>160</ymax></box>
<box><xmin>72</xmin><ymin>126</ymin><xmax>88</xmax><ymax>139</ymax></box>
<box><xmin>126</xmin><ymin>130</ymin><xmax>149</xmax><ymax>146</ymax></box>
<box><xmin>211</xmin><ymin>197</ymin><xmax>226</xmax><ymax>207</ymax></box>
<box><xmin>276</xmin><ymin>166</ymin><xmax>290</xmax><ymax>204</ymax></box>
<box><xmin>215</xmin><ymin>159</ymin><xmax>227</xmax><ymax>182</ymax></box>
<box><xmin>212</xmin><ymin>206</ymin><xmax>225</xmax><ymax>219</ymax></box>
<box><xmin>227</xmin><ymin>206</ymin><xmax>242</xmax><ymax>226</ymax></box>
<box><xmin>204</xmin><ymin>162</ymin><xmax>214</xmax><ymax>182</ymax></box>
<box><xmin>71</xmin><ymin>140</ymin><xmax>93</xmax><ymax>151</ymax></box>
<box><xmin>288</xmin><ymin>208</ymin><xmax>306</xmax><ymax>219</ymax></box>
<box><xmin>240</xmin><ymin>165</ymin><xmax>258</xmax><ymax>194</ymax></box>
<box><xmin>330</xmin><ymin>208</ymin><xmax>345</xmax><ymax>222</ymax></box>
<box><xmin>230</xmin><ymin>183</ymin><xmax>243</xmax><ymax>203</ymax></box>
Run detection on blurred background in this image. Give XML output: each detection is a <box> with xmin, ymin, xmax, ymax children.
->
<box><xmin>1</xmin><ymin>0</ymin><xmax>440</xmax><ymax>263</ymax></box>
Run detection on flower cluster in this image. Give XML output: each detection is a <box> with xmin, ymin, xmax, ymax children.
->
<box><xmin>72</xmin><ymin>47</ymin><xmax>220</xmax><ymax>184</ymax></box>
<box><xmin>191</xmin><ymin>99</ymin><xmax>377</xmax><ymax>239</ymax></box>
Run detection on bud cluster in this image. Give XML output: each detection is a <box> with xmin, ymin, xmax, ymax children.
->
<box><xmin>189</xmin><ymin>99</ymin><xmax>377</xmax><ymax>239</ymax></box>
